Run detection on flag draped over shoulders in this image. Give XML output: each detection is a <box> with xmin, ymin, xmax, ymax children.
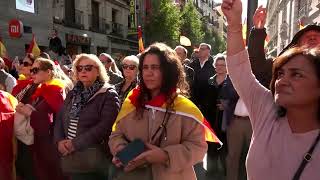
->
<box><xmin>112</xmin><ymin>86</ymin><xmax>222</xmax><ymax>144</ymax></box>
<box><xmin>31</xmin><ymin>79</ymin><xmax>65</xmax><ymax>113</ymax></box>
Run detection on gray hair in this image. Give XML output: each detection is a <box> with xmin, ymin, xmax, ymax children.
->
<box><xmin>200</xmin><ymin>43</ymin><xmax>212</xmax><ymax>51</ymax></box>
<box><xmin>174</xmin><ymin>45</ymin><xmax>188</xmax><ymax>55</ymax></box>
<box><xmin>122</xmin><ymin>55</ymin><xmax>139</xmax><ymax>66</ymax></box>
<box><xmin>213</xmin><ymin>54</ymin><xmax>226</xmax><ymax>68</ymax></box>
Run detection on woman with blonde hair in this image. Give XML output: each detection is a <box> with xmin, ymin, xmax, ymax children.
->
<box><xmin>54</xmin><ymin>53</ymin><xmax>120</xmax><ymax>180</ymax></box>
<box><xmin>15</xmin><ymin>57</ymin><xmax>67</xmax><ymax>180</ymax></box>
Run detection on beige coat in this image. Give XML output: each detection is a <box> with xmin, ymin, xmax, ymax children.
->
<box><xmin>109</xmin><ymin>106</ymin><xmax>208</xmax><ymax>180</ymax></box>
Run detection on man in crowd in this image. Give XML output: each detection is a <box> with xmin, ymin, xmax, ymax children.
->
<box><xmin>0</xmin><ymin>57</ymin><xmax>16</xmax><ymax>93</ymax></box>
<box><xmin>174</xmin><ymin>45</ymin><xmax>194</xmax><ymax>90</ymax></box>
<box><xmin>189</xmin><ymin>43</ymin><xmax>215</xmax><ymax>118</ymax></box>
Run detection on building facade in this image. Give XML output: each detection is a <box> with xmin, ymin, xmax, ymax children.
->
<box><xmin>53</xmin><ymin>0</ymin><xmax>140</xmax><ymax>60</ymax></box>
<box><xmin>0</xmin><ymin>0</ymin><xmax>53</xmax><ymax>58</ymax></box>
<box><xmin>266</xmin><ymin>0</ymin><xmax>320</xmax><ymax>56</ymax></box>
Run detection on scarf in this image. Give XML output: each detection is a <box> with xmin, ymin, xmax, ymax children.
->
<box><xmin>69</xmin><ymin>80</ymin><xmax>104</xmax><ymax>120</ymax></box>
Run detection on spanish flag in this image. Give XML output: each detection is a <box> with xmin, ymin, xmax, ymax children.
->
<box><xmin>27</xmin><ymin>34</ymin><xmax>41</xmax><ymax>57</ymax></box>
<box><xmin>298</xmin><ymin>19</ymin><xmax>304</xmax><ymax>30</ymax></box>
<box><xmin>112</xmin><ymin>87</ymin><xmax>222</xmax><ymax>144</ymax></box>
<box><xmin>0</xmin><ymin>91</ymin><xmax>18</xmax><ymax>180</ymax></box>
<box><xmin>138</xmin><ymin>26</ymin><xmax>145</xmax><ymax>53</ymax></box>
<box><xmin>31</xmin><ymin>78</ymin><xmax>65</xmax><ymax>113</ymax></box>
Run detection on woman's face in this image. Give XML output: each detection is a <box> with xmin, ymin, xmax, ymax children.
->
<box><xmin>30</xmin><ymin>62</ymin><xmax>52</xmax><ymax>84</ymax></box>
<box><xmin>142</xmin><ymin>54</ymin><xmax>163</xmax><ymax>95</ymax></box>
<box><xmin>215</xmin><ymin>59</ymin><xmax>227</xmax><ymax>74</ymax></box>
<box><xmin>274</xmin><ymin>55</ymin><xmax>320</xmax><ymax>108</ymax></box>
<box><xmin>99</xmin><ymin>55</ymin><xmax>112</xmax><ymax>70</ymax></box>
<box><xmin>19</xmin><ymin>56</ymin><xmax>33</xmax><ymax>77</ymax></box>
<box><xmin>76</xmin><ymin>58</ymin><xmax>99</xmax><ymax>87</ymax></box>
<box><xmin>122</xmin><ymin>59</ymin><xmax>138</xmax><ymax>81</ymax></box>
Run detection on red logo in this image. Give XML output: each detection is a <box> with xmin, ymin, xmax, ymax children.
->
<box><xmin>8</xmin><ymin>19</ymin><xmax>23</xmax><ymax>38</ymax></box>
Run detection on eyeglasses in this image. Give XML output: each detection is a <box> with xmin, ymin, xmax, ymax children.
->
<box><xmin>122</xmin><ymin>64</ymin><xmax>136</xmax><ymax>70</ymax></box>
<box><xmin>30</xmin><ymin>67</ymin><xmax>41</xmax><ymax>74</ymax></box>
<box><xmin>76</xmin><ymin>65</ymin><xmax>97</xmax><ymax>72</ymax></box>
<box><xmin>20</xmin><ymin>61</ymin><xmax>33</xmax><ymax>67</ymax></box>
<box><xmin>142</xmin><ymin>64</ymin><xmax>161</xmax><ymax>71</ymax></box>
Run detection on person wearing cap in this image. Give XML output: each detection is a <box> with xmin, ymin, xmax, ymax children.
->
<box><xmin>222</xmin><ymin>0</ymin><xmax>320</xmax><ymax>179</ymax></box>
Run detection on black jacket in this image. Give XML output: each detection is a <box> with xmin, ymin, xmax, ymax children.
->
<box><xmin>189</xmin><ymin>56</ymin><xmax>216</xmax><ymax>117</ymax></box>
<box><xmin>248</xmin><ymin>28</ymin><xmax>273</xmax><ymax>89</ymax></box>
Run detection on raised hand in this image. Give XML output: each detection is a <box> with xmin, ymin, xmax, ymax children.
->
<box><xmin>221</xmin><ymin>0</ymin><xmax>243</xmax><ymax>26</ymax></box>
<box><xmin>253</xmin><ymin>6</ymin><xmax>267</xmax><ymax>29</ymax></box>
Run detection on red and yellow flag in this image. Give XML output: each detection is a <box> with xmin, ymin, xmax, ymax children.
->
<box><xmin>31</xmin><ymin>78</ymin><xmax>65</xmax><ymax>113</ymax></box>
<box><xmin>298</xmin><ymin>19</ymin><xmax>305</xmax><ymax>30</ymax></box>
<box><xmin>138</xmin><ymin>26</ymin><xmax>145</xmax><ymax>53</ymax></box>
<box><xmin>27</xmin><ymin>34</ymin><xmax>41</xmax><ymax>57</ymax></box>
<box><xmin>0</xmin><ymin>90</ymin><xmax>17</xmax><ymax>180</ymax></box>
<box><xmin>112</xmin><ymin>87</ymin><xmax>222</xmax><ymax>144</ymax></box>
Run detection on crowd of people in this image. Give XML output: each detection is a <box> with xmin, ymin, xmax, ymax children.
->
<box><xmin>1</xmin><ymin>0</ymin><xmax>320</xmax><ymax>179</ymax></box>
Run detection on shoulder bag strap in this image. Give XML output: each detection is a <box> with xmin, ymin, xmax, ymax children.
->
<box><xmin>292</xmin><ymin>132</ymin><xmax>320</xmax><ymax>180</ymax></box>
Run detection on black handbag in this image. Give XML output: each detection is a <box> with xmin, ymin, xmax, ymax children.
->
<box><xmin>61</xmin><ymin>143</ymin><xmax>110</xmax><ymax>174</ymax></box>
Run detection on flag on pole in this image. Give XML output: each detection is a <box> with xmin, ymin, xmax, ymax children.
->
<box><xmin>242</xmin><ymin>18</ymin><xmax>247</xmax><ymax>46</ymax></box>
<box><xmin>138</xmin><ymin>26</ymin><xmax>145</xmax><ymax>53</ymax></box>
<box><xmin>27</xmin><ymin>34</ymin><xmax>41</xmax><ymax>57</ymax></box>
<box><xmin>298</xmin><ymin>19</ymin><xmax>304</xmax><ymax>30</ymax></box>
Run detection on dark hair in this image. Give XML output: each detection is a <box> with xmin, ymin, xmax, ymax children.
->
<box><xmin>270</xmin><ymin>47</ymin><xmax>320</xmax><ymax>119</ymax></box>
<box><xmin>136</xmin><ymin>43</ymin><xmax>189</xmax><ymax>115</ymax></box>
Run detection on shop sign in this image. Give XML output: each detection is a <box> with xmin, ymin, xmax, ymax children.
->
<box><xmin>8</xmin><ymin>19</ymin><xmax>23</xmax><ymax>38</ymax></box>
<box><xmin>66</xmin><ymin>33</ymin><xmax>91</xmax><ymax>45</ymax></box>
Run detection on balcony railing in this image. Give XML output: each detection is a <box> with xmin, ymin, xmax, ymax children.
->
<box><xmin>89</xmin><ymin>16</ymin><xmax>109</xmax><ymax>34</ymax></box>
<box><xmin>110</xmin><ymin>22</ymin><xmax>124</xmax><ymax>37</ymax></box>
<box><xmin>63</xmin><ymin>9</ymin><xmax>84</xmax><ymax>29</ymax></box>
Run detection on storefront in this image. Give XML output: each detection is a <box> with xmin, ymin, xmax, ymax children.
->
<box><xmin>65</xmin><ymin>33</ymin><xmax>91</xmax><ymax>56</ymax></box>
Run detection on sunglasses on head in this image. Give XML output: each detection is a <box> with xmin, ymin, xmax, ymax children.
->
<box><xmin>122</xmin><ymin>64</ymin><xmax>136</xmax><ymax>70</ymax></box>
<box><xmin>20</xmin><ymin>61</ymin><xmax>33</xmax><ymax>67</ymax></box>
<box><xmin>76</xmin><ymin>65</ymin><xmax>97</xmax><ymax>72</ymax></box>
<box><xmin>30</xmin><ymin>67</ymin><xmax>41</xmax><ymax>74</ymax></box>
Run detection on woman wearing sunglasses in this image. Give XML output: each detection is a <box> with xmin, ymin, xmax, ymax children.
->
<box><xmin>99</xmin><ymin>53</ymin><xmax>123</xmax><ymax>85</ymax></box>
<box><xmin>109</xmin><ymin>43</ymin><xmax>217</xmax><ymax>180</ymax></box>
<box><xmin>115</xmin><ymin>55</ymin><xmax>139</xmax><ymax>105</ymax></box>
<box><xmin>54</xmin><ymin>54</ymin><xmax>120</xmax><ymax>180</ymax></box>
<box><xmin>14</xmin><ymin>58</ymin><xmax>70</xmax><ymax>180</ymax></box>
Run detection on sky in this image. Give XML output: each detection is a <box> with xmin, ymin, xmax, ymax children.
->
<box><xmin>215</xmin><ymin>0</ymin><xmax>268</xmax><ymax>20</ymax></box>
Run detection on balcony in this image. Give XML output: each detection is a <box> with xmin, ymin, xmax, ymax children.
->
<box><xmin>89</xmin><ymin>16</ymin><xmax>109</xmax><ymax>34</ymax></box>
<box><xmin>110</xmin><ymin>22</ymin><xmax>124</xmax><ymax>37</ymax></box>
<box><xmin>280</xmin><ymin>22</ymin><xmax>288</xmax><ymax>40</ymax></box>
<box><xmin>298</xmin><ymin>6</ymin><xmax>307</xmax><ymax>19</ymax></box>
<box><xmin>63</xmin><ymin>10</ymin><xmax>84</xmax><ymax>30</ymax></box>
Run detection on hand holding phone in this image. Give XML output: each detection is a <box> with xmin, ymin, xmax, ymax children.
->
<box><xmin>115</xmin><ymin>139</ymin><xmax>145</xmax><ymax>166</ymax></box>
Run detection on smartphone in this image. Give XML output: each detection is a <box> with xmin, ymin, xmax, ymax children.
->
<box><xmin>116</xmin><ymin>139</ymin><xmax>145</xmax><ymax>166</ymax></box>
